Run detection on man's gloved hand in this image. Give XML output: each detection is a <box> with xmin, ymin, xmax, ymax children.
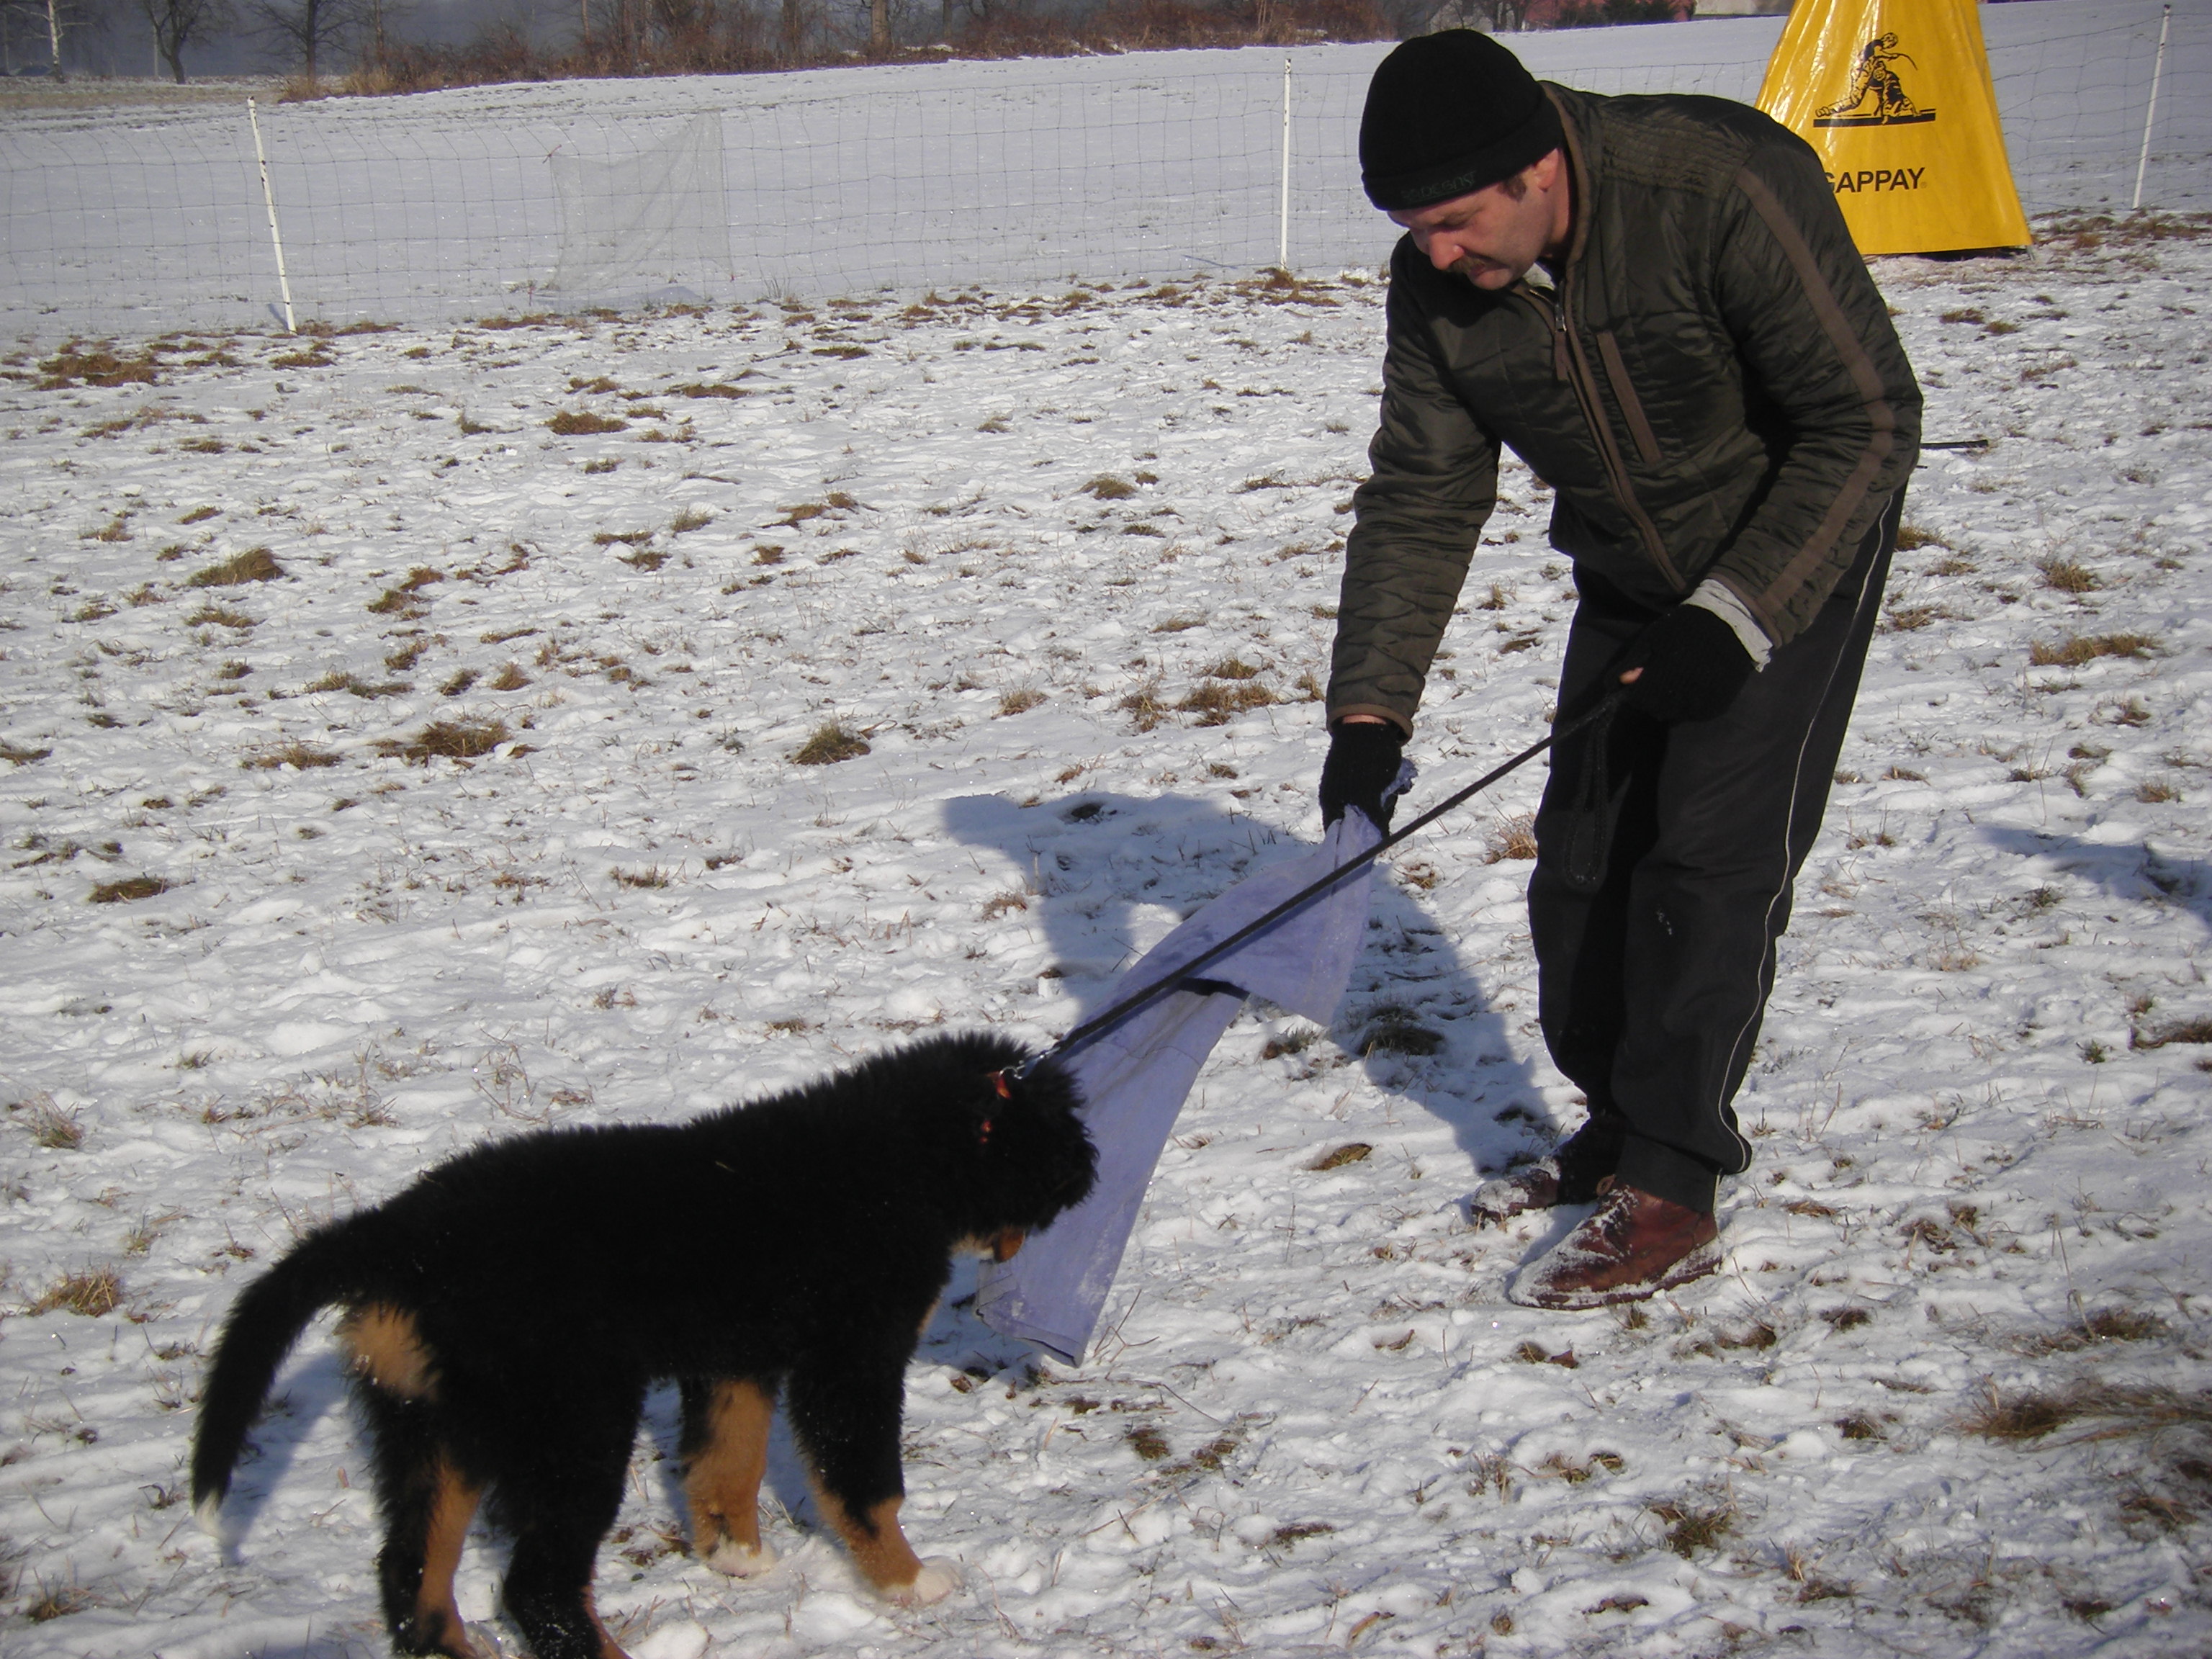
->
<box><xmin>1319</xmin><ymin>720</ymin><xmax>1407</xmax><ymax>828</ymax></box>
<box><xmin>1616</xmin><ymin>603</ymin><xmax>1755</xmax><ymax>724</ymax></box>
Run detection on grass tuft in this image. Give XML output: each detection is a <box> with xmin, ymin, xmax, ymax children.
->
<box><xmin>1362</xmin><ymin>1008</ymin><xmax>1443</xmax><ymax>1056</ymax></box>
<box><xmin>1175</xmin><ymin>681</ymin><xmax>1274</xmax><ymax>725</ymax></box>
<box><xmin>1125</xmin><ymin>1424</ymin><xmax>1171</xmax><ymax>1460</ymax></box>
<box><xmin>1118</xmin><ymin>685</ymin><xmax>1167</xmax><ymax>732</ymax></box>
<box><xmin>611</xmin><ymin>866</ymin><xmax>672</xmax><ymax>889</ymax></box>
<box><xmin>89</xmin><ymin>875</ymin><xmax>168</xmax><ymax>904</ymax></box>
<box><xmin>376</xmin><ymin>719</ymin><xmax>508</xmax><ymax>764</ymax></box>
<box><xmin>1650</xmin><ymin>1497</ymin><xmax>1735</xmax><ymax>1557</ymax></box>
<box><xmin>24</xmin><ymin>1585</ymin><xmax>96</xmax><ymax>1622</ymax></box>
<box><xmin>23</xmin><ymin>1098</ymin><xmax>84</xmax><ymax>1149</ymax></box>
<box><xmin>1485</xmin><ymin>814</ymin><xmax>1539</xmax><ymax>863</ymax></box>
<box><xmin>38</xmin><ymin>343</ymin><xmax>158</xmax><ymax>389</ymax></box>
<box><xmin>547</xmin><ymin>410</ymin><xmax>627</xmax><ymax>435</ymax></box>
<box><xmin>30</xmin><ymin>1266</ymin><xmax>122</xmax><ymax>1317</ymax></box>
<box><xmin>1308</xmin><ymin>1142</ymin><xmax>1372</xmax><ymax>1172</ymax></box>
<box><xmin>791</xmin><ymin>722</ymin><xmax>870</xmax><ymax>766</ymax></box>
<box><xmin>2035</xmin><ymin>557</ymin><xmax>2100</xmax><ymax>593</ymax></box>
<box><xmin>187</xmin><ymin>547</ymin><xmax>283</xmax><ymax>588</ymax></box>
<box><xmin>2028</xmin><ymin>632</ymin><xmax>2159</xmax><ymax>667</ymax></box>
<box><xmin>996</xmin><ymin>688</ymin><xmax>1046</xmax><ymax>717</ymax></box>
<box><xmin>2134</xmin><ymin>1016</ymin><xmax>2212</xmax><ymax>1049</ymax></box>
<box><xmin>245</xmin><ymin>740</ymin><xmax>342</xmax><ymax>770</ymax></box>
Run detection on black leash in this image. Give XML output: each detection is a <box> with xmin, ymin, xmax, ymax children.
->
<box><xmin>1042</xmin><ymin>693</ymin><xmax>1624</xmax><ymax>1064</ymax></box>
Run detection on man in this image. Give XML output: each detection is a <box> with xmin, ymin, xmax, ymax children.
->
<box><xmin>1318</xmin><ymin>31</ymin><xmax>1919</xmax><ymax>1308</ymax></box>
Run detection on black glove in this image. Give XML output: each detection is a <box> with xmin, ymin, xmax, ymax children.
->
<box><xmin>1319</xmin><ymin>721</ymin><xmax>1406</xmax><ymax>828</ymax></box>
<box><xmin>1615</xmin><ymin>603</ymin><xmax>1756</xmax><ymax>724</ymax></box>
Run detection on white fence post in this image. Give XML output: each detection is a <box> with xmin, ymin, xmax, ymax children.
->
<box><xmin>2131</xmin><ymin>4</ymin><xmax>2171</xmax><ymax>212</ymax></box>
<box><xmin>246</xmin><ymin>97</ymin><xmax>297</xmax><ymax>334</ymax></box>
<box><xmin>1278</xmin><ymin>55</ymin><xmax>1292</xmax><ymax>273</ymax></box>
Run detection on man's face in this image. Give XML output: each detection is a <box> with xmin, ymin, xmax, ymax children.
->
<box><xmin>1389</xmin><ymin>152</ymin><xmax>1566</xmax><ymax>290</ymax></box>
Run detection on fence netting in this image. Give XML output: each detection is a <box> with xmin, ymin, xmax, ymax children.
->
<box><xmin>1</xmin><ymin>1</ymin><xmax>2203</xmax><ymax>340</ymax></box>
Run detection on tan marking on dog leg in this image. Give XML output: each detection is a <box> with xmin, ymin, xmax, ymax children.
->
<box><xmin>415</xmin><ymin>1461</ymin><xmax>481</xmax><ymax>1658</ymax></box>
<box><xmin>581</xmin><ymin>1588</ymin><xmax>634</xmax><ymax>1659</ymax></box>
<box><xmin>991</xmin><ymin>1228</ymin><xmax>1026</xmax><ymax>1263</ymax></box>
<box><xmin>816</xmin><ymin>1491</ymin><xmax>927</xmax><ymax>1596</ymax></box>
<box><xmin>338</xmin><ymin>1303</ymin><xmax>439</xmax><ymax>1401</ymax></box>
<box><xmin>685</xmin><ymin>1380</ymin><xmax>776</xmax><ymax>1575</ymax></box>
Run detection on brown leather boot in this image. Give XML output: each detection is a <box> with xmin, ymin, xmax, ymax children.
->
<box><xmin>1507</xmin><ymin>1184</ymin><xmax>1720</xmax><ymax>1309</ymax></box>
<box><xmin>1467</xmin><ymin>1113</ymin><xmax>1626</xmax><ymax>1228</ymax></box>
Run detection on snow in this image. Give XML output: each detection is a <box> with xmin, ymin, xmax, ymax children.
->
<box><xmin>3</xmin><ymin>207</ymin><xmax>2211</xmax><ymax>1653</ymax></box>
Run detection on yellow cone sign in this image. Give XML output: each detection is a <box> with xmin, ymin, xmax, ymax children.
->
<box><xmin>1757</xmin><ymin>0</ymin><xmax>2031</xmax><ymax>256</ymax></box>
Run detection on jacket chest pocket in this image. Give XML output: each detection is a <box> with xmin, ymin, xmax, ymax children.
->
<box><xmin>1593</xmin><ymin>310</ymin><xmax>1743</xmax><ymax>469</ymax></box>
<box><xmin>1593</xmin><ymin>331</ymin><xmax>1662</xmax><ymax>468</ymax></box>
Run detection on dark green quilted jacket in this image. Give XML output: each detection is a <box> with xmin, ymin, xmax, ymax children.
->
<box><xmin>1328</xmin><ymin>85</ymin><xmax>1922</xmax><ymax>734</ymax></box>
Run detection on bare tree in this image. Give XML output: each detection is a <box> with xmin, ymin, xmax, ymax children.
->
<box><xmin>140</xmin><ymin>0</ymin><xmax>228</xmax><ymax>81</ymax></box>
<box><xmin>6</xmin><ymin>0</ymin><xmax>85</xmax><ymax>76</ymax></box>
<box><xmin>247</xmin><ymin>0</ymin><xmax>358</xmax><ymax>79</ymax></box>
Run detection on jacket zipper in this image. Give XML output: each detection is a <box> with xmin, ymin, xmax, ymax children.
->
<box><xmin>1520</xmin><ymin>271</ymin><xmax>1685</xmax><ymax>595</ymax></box>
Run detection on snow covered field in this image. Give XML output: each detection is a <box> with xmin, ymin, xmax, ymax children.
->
<box><xmin>3</xmin><ymin>214</ymin><xmax>2211</xmax><ymax>1657</ymax></box>
<box><xmin>3</xmin><ymin>0</ymin><xmax>2203</xmax><ymax>337</ymax></box>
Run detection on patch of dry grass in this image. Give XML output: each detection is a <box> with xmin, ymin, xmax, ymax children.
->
<box><xmin>1650</xmin><ymin>1496</ymin><xmax>1735</xmax><ymax>1557</ymax></box>
<box><xmin>21</xmin><ymin>1097</ymin><xmax>84</xmax><ymax>1149</ymax></box>
<box><xmin>38</xmin><ymin>343</ymin><xmax>158</xmax><ymax>390</ymax></box>
<box><xmin>186</xmin><ymin>547</ymin><xmax>282</xmax><ymax>588</ymax></box>
<box><xmin>374</xmin><ymin>719</ymin><xmax>508</xmax><ymax>764</ymax></box>
<box><xmin>2035</xmin><ymin>557</ymin><xmax>2100</xmax><ymax>594</ymax></box>
<box><xmin>1308</xmin><ymin>1142</ymin><xmax>1372</xmax><ymax>1172</ymax></box>
<box><xmin>30</xmin><ymin>1266</ymin><xmax>122</xmax><ymax>1317</ymax></box>
<box><xmin>89</xmin><ymin>875</ymin><xmax>168</xmax><ymax>904</ymax></box>
<box><xmin>1176</xmin><ymin>680</ymin><xmax>1275</xmax><ymax>725</ymax></box>
<box><xmin>1485</xmin><ymin>814</ymin><xmax>1539</xmax><ymax>863</ymax></box>
<box><xmin>1118</xmin><ymin>684</ymin><xmax>1167</xmax><ymax>732</ymax></box>
<box><xmin>2134</xmin><ymin>1016</ymin><xmax>2212</xmax><ymax>1050</ymax></box>
<box><xmin>996</xmin><ymin>688</ymin><xmax>1047</xmax><ymax>717</ymax></box>
<box><xmin>547</xmin><ymin>410</ymin><xmax>627</xmax><ymax>435</ymax></box>
<box><xmin>245</xmin><ymin>740</ymin><xmax>342</xmax><ymax>770</ymax></box>
<box><xmin>791</xmin><ymin>722</ymin><xmax>870</xmax><ymax>765</ymax></box>
<box><xmin>2029</xmin><ymin>632</ymin><xmax>2159</xmax><ymax>667</ymax></box>
<box><xmin>1362</xmin><ymin>1007</ymin><xmax>1443</xmax><ymax>1056</ymax></box>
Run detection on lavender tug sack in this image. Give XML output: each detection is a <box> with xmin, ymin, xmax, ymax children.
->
<box><xmin>978</xmin><ymin>795</ymin><xmax>1401</xmax><ymax>1363</ymax></box>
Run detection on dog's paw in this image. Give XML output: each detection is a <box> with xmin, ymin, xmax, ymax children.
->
<box><xmin>889</xmin><ymin>1557</ymin><xmax>963</xmax><ymax>1606</ymax></box>
<box><xmin>702</xmin><ymin>1537</ymin><xmax>778</xmax><ymax>1579</ymax></box>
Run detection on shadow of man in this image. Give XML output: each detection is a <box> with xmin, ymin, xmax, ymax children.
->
<box><xmin>939</xmin><ymin>787</ymin><xmax>1565</xmax><ymax>1209</ymax></box>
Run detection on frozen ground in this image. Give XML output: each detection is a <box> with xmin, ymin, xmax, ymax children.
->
<box><xmin>1</xmin><ymin>217</ymin><xmax>2211</xmax><ymax>1657</ymax></box>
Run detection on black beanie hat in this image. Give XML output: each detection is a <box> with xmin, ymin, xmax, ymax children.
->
<box><xmin>1360</xmin><ymin>30</ymin><xmax>1564</xmax><ymax>211</ymax></box>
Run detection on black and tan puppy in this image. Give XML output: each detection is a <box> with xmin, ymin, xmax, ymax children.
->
<box><xmin>191</xmin><ymin>1032</ymin><xmax>1094</xmax><ymax>1659</ymax></box>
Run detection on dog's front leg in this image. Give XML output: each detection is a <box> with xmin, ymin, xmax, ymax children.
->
<box><xmin>677</xmin><ymin>1376</ymin><xmax>778</xmax><ymax>1578</ymax></box>
<box><xmin>786</xmin><ymin>1356</ymin><xmax>961</xmax><ymax>1606</ymax></box>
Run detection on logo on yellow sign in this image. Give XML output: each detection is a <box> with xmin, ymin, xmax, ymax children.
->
<box><xmin>1815</xmin><ymin>33</ymin><xmax>1936</xmax><ymax>128</ymax></box>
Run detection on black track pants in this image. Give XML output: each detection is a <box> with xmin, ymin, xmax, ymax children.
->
<box><xmin>1528</xmin><ymin>500</ymin><xmax>1899</xmax><ymax>1214</ymax></box>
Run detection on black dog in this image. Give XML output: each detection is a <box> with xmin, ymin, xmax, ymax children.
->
<box><xmin>191</xmin><ymin>1032</ymin><xmax>1094</xmax><ymax>1659</ymax></box>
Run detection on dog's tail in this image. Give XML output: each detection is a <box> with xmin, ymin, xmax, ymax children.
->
<box><xmin>189</xmin><ymin>1216</ymin><xmax>368</xmax><ymax>1536</ymax></box>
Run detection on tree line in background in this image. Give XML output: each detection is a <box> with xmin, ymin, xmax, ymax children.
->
<box><xmin>3</xmin><ymin>0</ymin><xmax>1690</xmax><ymax>91</ymax></box>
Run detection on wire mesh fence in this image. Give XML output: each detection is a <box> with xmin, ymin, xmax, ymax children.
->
<box><xmin>1</xmin><ymin>2</ymin><xmax>2203</xmax><ymax>341</ymax></box>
